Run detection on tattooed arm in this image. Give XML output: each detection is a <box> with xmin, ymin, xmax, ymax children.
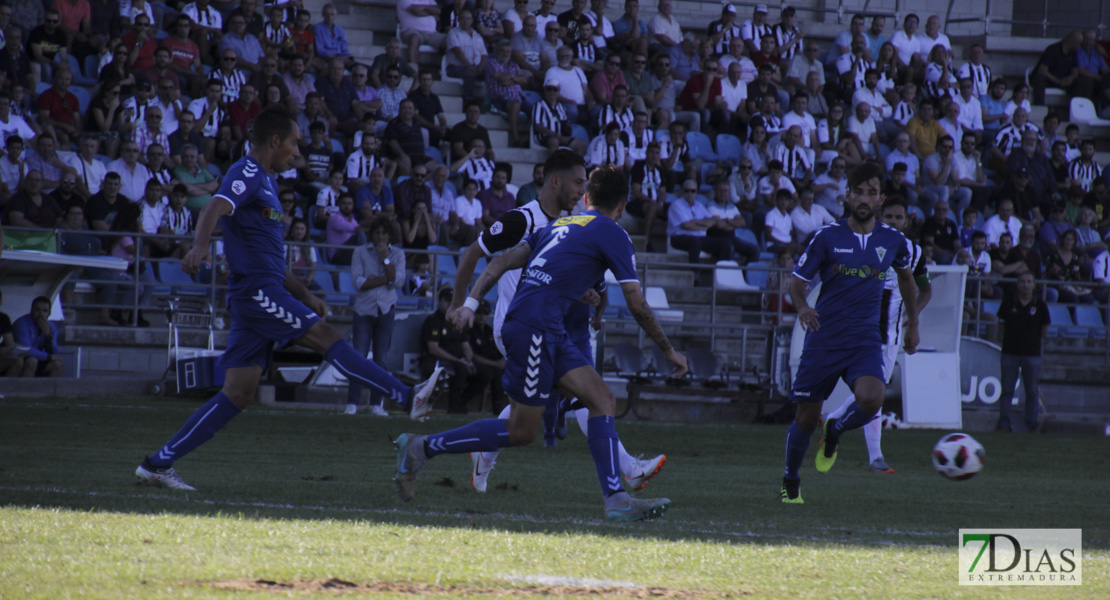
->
<box><xmin>447</xmin><ymin>242</ymin><xmax>533</xmax><ymax>330</ymax></box>
<box><xmin>621</xmin><ymin>280</ymin><xmax>688</xmax><ymax>377</ymax></box>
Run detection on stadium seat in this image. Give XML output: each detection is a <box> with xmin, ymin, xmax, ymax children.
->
<box><xmin>306</xmin><ymin>205</ymin><xmax>325</xmax><ymax>240</ymax></box>
<box><xmin>159</xmin><ymin>261</ymin><xmax>206</xmax><ymax>296</ymax></box>
<box><xmin>1026</xmin><ymin>66</ymin><xmax>1066</xmax><ymax>105</ymax></box>
<box><xmin>715</xmin><ymin>134</ymin><xmax>742</xmax><ymax>161</ymax></box>
<box><xmin>644</xmin><ymin>286</ymin><xmax>683</xmax><ymax>321</ymax></box>
<box><xmin>714</xmin><ymin>260</ymin><xmax>760</xmax><ymax>291</ymax></box>
<box><xmin>83</xmin><ymin>55</ymin><xmax>100</xmax><ymax>81</ymax></box>
<box><xmin>1069</xmin><ymin>97</ymin><xmax>1110</xmax><ymax>128</ymax></box>
<box><xmin>611</xmin><ymin>343</ymin><xmax>653</xmax><ymax>382</ymax></box>
<box><xmin>68</xmin><ymin>55</ymin><xmax>96</xmax><ymax>88</ymax></box>
<box><xmin>666</xmin><ymin>235</ymin><xmax>711</xmax><ymax>260</ymax></box>
<box><xmin>1046</xmin><ymin>304</ymin><xmax>1076</xmax><ymax>338</ymax></box>
<box><xmin>426</xmin><ymin>145</ymin><xmax>444</xmax><ymax>165</ymax></box>
<box><xmin>429</xmin><ymin>245</ymin><xmax>456</xmax><ymax>278</ymax></box>
<box><xmin>981</xmin><ymin>300</ymin><xmax>1001</xmax><ymax>318</ymax></box>
<box><xmin>734</xmin><ymin>227</ymin><xmax>759</xmax><ymax>249</ymax></box>
<box><xmin>330</xmin><ymin>138</ymin><xmax>344</xmax><ymax>155</ymax></box>
<box><xmin>1073</xmin><ymin>304</ymin><xmax>1106</xmax><ymax>339</ymax></box>
<box><xmin>336</xmin><ymin>271</ymin><xmax>356</xmax><ymax>306</ymax></box>
<box><xmin>697</xmin><ymin>163</ymin><xmax>716</xmax><ymax>191</ymax></box>
<box><xmin>647</xmin><ymin>345</ymin><xmax>691</xmax><ymax>385</ymax></box>
<box><xmin>686</xmin><ymin>131</ymin><xmax>718</xmax><ymax>162</ymax></box>
<box><xmin>745</xmin><ymin>261</ymin><xmax>772</xmax><ymax>289</ymax></box>
<box><xmin>314</xmin><ymin>269</ymin><xmax>345</xmax><ymax>306</ymax></box>
<box><xmin>207</xmin><ymin>163</ymin><xmax>222</xmax><ymax>179</ymax></box>
<box><xmin>686</xmin><ymin>347</ymin><xmax>726</xmax><ymax>389</ymax></box>
<box><xmin>505</xmin><ymin>182</ymin><xmax>519</xmax><ymax>198</ymax></box>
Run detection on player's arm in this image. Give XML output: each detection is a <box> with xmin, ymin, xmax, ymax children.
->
<box><xmin>621</xmin><ymin>280</ymin><xmax>687</xmax><ymax>377</ymax></box>
<box><xmin>448</xmin><ymin>241</ymin><xmax>534</xmax><ymax>330</ymax></box>
<box><xmin>788</xmin><ymin>273</ymin><xmax>817</xmax><ymax>331</ymax></box>
<box><xmin>181</xmin><ymin>196</ymin><xmax>233</xmax><ymax>274</ymax></box>
<box><xmin>913</xmin><ymin>262</ymin><xmax>932</xmax><ymax>315</ymax></box>
<box><xmin>284</xmin><ymin>268</ymin><xmax>328</xmax><ymax>318</ymax></box>
<box><xmin>895</xmin><ymin>264</ymin><xmax>919</xmax><ymax>353</ymax></box>
<box><xmin>592</xmin><ymin>286</ymin><xmax>609</xmax><ymax>331</ymax></box>
<box><xmin>450</xmin><ymin>211</ymin><xmax>528</xmax><ymax>309</ymax></box>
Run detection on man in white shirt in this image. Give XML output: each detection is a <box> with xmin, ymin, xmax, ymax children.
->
<box><xmin>66</xmin><ymin>135</ymin><xmax>107</xmax><ymax>198</ymax></box>
<box><xmin>786</xmin><ymin>40</ymin><xmax>824</xmax><ymax>94</ymax></box>
<box><xmin>810</xmin><ymin>156</ymin><xmax>847</xmax><ymax>218</ymax></box>
<box><xmin>846</xmin><ymin>101</ymin><xmax>879</xmax><ymax>157</ymax></box>
<box><xmin>952</xmin><ymin>78</ymin><xmax>983</xmax><ymax>142</ymax></box>
<box><xmin>668</xmin><ymin>179</ymin><xmax>732</xmax><ymax>264</ymax></box>
<box><xmin>648</xmin><ymin>0</ymin><xmax>682</xmax><ymax>50</ymax></box>
<box><xmin>544</xmin><ymin>46</ymin><xmax>592</xmax><ymax>124</ymax></box>
<box><xmin>890</xmin><ymin>13</ymin><xmax>923</xmax><ymax>74</ymax></box>
<box><xmin>763</xmin><ymin>187</ymin><xmax>794</xmax><ymax>250</ymax></box>
<box><xmin>921</xmin><ymin>134</ymin><xmax>971</xmax><ymax>217</ymax></box>
<box><xmin>781</xmin><ymin>93</ymin><xmax>817</xmax><ymax>149</ymax></box>
<box><xmin>719</xmin><ymin>61</ymin><xmax>749</xmax><ymax>128</ymax></box>
<box><xmin>984</xmin><ymin>199</ymin><xmax>1023</xmax><ymax>248</ymax></box>
<box><xmin>398</xmin><ymin>0</ymin><xmax>446</xmax><ymax>65</ymax></box>
<box><xmin>719</xmin><ymin>36</ymin><xmax>757</xmax><ymax>84</ymax></box>
<box><xmin>446</xmin><ymin>10</ymin><xmax>489</xmax><ymax>102</ymax></box>
<box><xmin>953</xmin><ymin>131</ymin><xmax>991</xmax><ymax>213</ymax></box>
<box><xmin>106</xmin><ymin>140</ymin><xmax>153</xmax><ymax>202</ymax></box>
<box><xmin>0</xmin><ymin>92</ymin><xmax>38</xmax><ymax>144</ymax></box>
<box><xmin>919</xmin><ymin>16</ymin><xmax>952</xmax><ymax>63</ymax></box>
<box><xmin>851</xmin><ymin>68</ymin><xmax>897</xmax><ymax>141</ymax></box>
<box><xmin>757</xmin><ymin>159</ymin><xmax>796</xmax><ymax>208</ymax></box>
<box><xmin>790</xmin><ymin>186</ymin><xmax>834</xmax><ymax>245</ymax></box>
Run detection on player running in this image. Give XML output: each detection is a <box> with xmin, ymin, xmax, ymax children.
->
<box><xmin>823</xmin><ymin>196</ymin><xmax>931</xmax><ymax>474</ymax></box>
<box><xmin>134</xmin><ymin>106</ymin><xmax>443</xmax><ymax>491</ymax></box>
<box><xmin>394</xmin><ymin>165</ymin><xmax>687</xmax><ymax>521</ymax></box>
<box><xmin>445</xmin><ymin>150</ymin><xmax>665</xmax><ymax>494</ymax></box>
<box><xmin>781</xmin><ymin>162</ymin><xmax>920</xmax><ymax>504</ymax></box>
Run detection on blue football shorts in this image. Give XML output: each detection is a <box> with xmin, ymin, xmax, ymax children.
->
<box><xmin>789</xmin><ymin>344</ymin><xmax>884</xmax><ymax>403</ymax></box>
<box><xmin>500</xmin><ymin>318</ymin><xmax>591</xmax><ymax>407</ymax></box>
<box><xmin>219</xmin><ymin>282</ymin><xmax>321</xmax><ymax>370</ymax></box>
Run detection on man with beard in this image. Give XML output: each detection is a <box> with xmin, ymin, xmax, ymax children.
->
<box><xmin>780</xmin><ymin>162</ymin><xmax>919</xmax><ymax>503</ymax></box>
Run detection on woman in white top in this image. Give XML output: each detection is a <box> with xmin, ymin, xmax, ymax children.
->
<box><xmin>1003</xmin><ymin>83</ymin><xmax>1032</xmax><ymax>119</ymax></box>
<box><xmin>923</xmin><ymin>45</ymin><xmax>956</xmax><ymax>100</ymax></box>
<box><xmin>452</xmin><ymin>178</ymin><xmax>485</xmax><ymax>228</ymax></box>
<box><xmin>741</xmin><ymin>123</ymin><xmax>770</xmax><ymax>176</ymax></box>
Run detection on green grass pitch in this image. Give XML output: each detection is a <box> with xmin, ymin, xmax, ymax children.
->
<box><xmin>1</xmin><ymin>395</ymin><xmax>1107</xmax><ymax>599</ymax></box>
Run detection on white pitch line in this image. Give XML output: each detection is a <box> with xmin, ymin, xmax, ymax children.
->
<box><xmin>0</xmin><ymin>484</ymin><xmax>954</xmax><ymax>545</ymax></box>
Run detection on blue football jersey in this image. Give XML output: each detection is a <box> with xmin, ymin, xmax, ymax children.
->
<box><xmin>214</xmin><ymin>156</ymin><xmax>287</xmax><ymax>294</ymax></box>
<box><xmin>793</xmin><ymin>219</ymin><xmax>910</xmax><ymax>350</ymax></box>
<box><xmin>509</xmin><ymin>211</ymin><xmax>637</xmax><ymax>332</ymax></box>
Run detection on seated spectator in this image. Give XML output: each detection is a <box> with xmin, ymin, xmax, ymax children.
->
<box><xmin>159</xmin><ymin>184</ymin><xmax>195</xmax><ymax>258</ymax></box>
<box><xmin>4</xmin><ymin>170</ymin><xmax>62</xmax><ymax>228</ymax></box>
<box><xmin>572</xmin><ymin>19</ymin><xmax>604</xmax><ymax>76</ymax></box>
<box><xmin>85</xmin><ymin>172</ymin><xmax>127</xmax><ymax>230</ymax></box>
<box><xmin>188</xmin><ymin>78</ymin><xmax>231</xmax><ymax>166</ymax></box>
<box><xmin>1068</xmin><ymin>139</ymin><xmax>1102</xmax><ymax>193</ymax></box>
<box><xmin>446</xmin><ymin>9</ymin><xmax>488</xmax><ymax>103</ymax></box>
<box><xmin>345</xmin><ymin>134</ymin><xmax>383</xmax><ymax>189</ymax></box>
<box><xmin>985</xmin><ymin>199</ymin><xmax>1023</xmax><ymax>248</ymax></box>
<box><xmin>921</xmin><ymin>135</ymin><xmax>970</xmax><ymax>217</ymax></box>
<box><xmin>1031</xmin><ymin>32</ymin><xmax>1082</xmax><ymax>105</ymax></box>
<box><xmin>384</xmin><ymin>99</ymin><xmax>432</xmax><ymax>176</ymax></box>
<box><xmin>450</xmin><ymin>177</ymin><xmax>484</xmax><ymax>246</ymax></box>
<box><xmin>314</xmin><ymin>58</ymin><xmax>360</xmax><ymax>137</ymax></box>
<box><xmin>743</xmin><ymin>121</ymin><xmax>771</xmax><ymax>176</ymax></box>
<box><xmin>1044</xmin><ymin>229</ymin><xmax>1092</xmax><ymax>304</ymax></box>
<box><xmin>1040</xmin><ymin>200</ymin><xmax>1072</xmax><ymax>252</ymax></box>
<box><xmin>137</xmin><ymin>177</ymin><xmax>171</xmax><ymax>258</ymax></box>
<box><xmin>989</xmin><ymin>231</ymin><xmax>1030</xmax><ymax>290</ymax></box>
<box><xmin>0</xmin><ymin>135</ymin><xmax>24</xmax><ymax>203</ymax></box>
<box><xmin>905</xmin><ymin>100</ymin><xmax>945</xmax><ymax>158</ymax></box>
<box><xmin>24</xmin><ymin>136</ymin><xmax>67</xmax><ymax>193</ymax></box>
<box><xmin>260</xmin><ymin>4</ymin><xmax>293</xmax><ymax>57</ymax></box>
<box><xmin>219</xmin><ymin>13</ymin><xmax>264</xmax><ymax>73</ymax></box>
<box><xmin>398</xmin><ymin>0</ymin><xmax>446</xmax><ymax>66</ymax></box>
<box><xmin>1076</xmin><ymin>28</ymin><xmax>1110</xmax><ymax>102</ymax></box>
<box><xmin>728</xmin><ymin>158</ymin><xmax>759</xmax><ymax>214</ymax></box>
<box><xmin>485</xmin><ymin>40</ymin><xmax>528</xmax><ymax>147</ymax></box>
<box><xmin>782</xmin><ymin>93</ymin><xmax>817</xmax><ymax>149</ymax></box>
<box><xmin>811</xmin><ymin>157</ymin><xmax>847</xmax><ymax>219</ymax></box>
<box><xmin>516</xmin><ymin>163</ymin><xmax>543</xmax><ymax>207</ymax></box>
<box><xmin>705</xmin><ymin>180</ymin><xmax>760</xmax><ymax>264</ymax></box>
<box><xmin>740</xmin><ymin>3</ymin><xmax>773</xmax><ymax>56</ymax></box>
<box><xmin>134</xmin><ymin>105</ymin><xmax>170</xmax><ymax>155</ymax></box>
<box><xmin>227</xmin><ymin>84</ymin><xmax>261</xmax><ymax>141</ymax></box>
<box><xmin>598</xmin><ymin>84</ymin><xmax>634</xmax><ymax>133</ymax></box>
<box><xmin>627</xmin><ymin>141</ymin><xmax>665</xmax><ymax>250</ymax></box>
<box><xmin>315</xmin><ymin>3</ymin><xmax>354</xmax><ymax>71</ymax></box>
<box><xmin>422</xmin><ymin>287</ymin><xmax>488</xmax><ymax>413</ymax></box>
<box><xmin>326</xmin><ymin>192</ymin><xmax>364</xmax><ymax>266</ymax></box>
<box><xmin>789</xmin><ymin>187</ymin><xmax>833</xmax><ymax>247</ymax></box>
<box><xmin>539</xmin><ymin>18</ymin><xmax>564</xmax><ymax>73</ymax></box>
<box><xmin>403</xmin><ymin>197</ymin><xmax>438</xmax><ymax>250</ymax></box>
<box><xmin>719</xmin><ymin>62</ymin><xmax>749</xmax><ymax>132</ymax></box>
<box><xmin>923</xmin><ymin>45</ymin><xmax>956</xmax><ymax>100</ymax></box>
<box><xmin>592</xmin><ymin>53</ymin><xmax>628</xmax><ymax>109</ymax></box>
<box><xmin>452</xmin><ymin>138</ymin><xmax>496</xmax><ymax>192</ymax></box>
<box><xmin>426</xmin><ymin>165</ymin><xmax>455</xmax><ymax>227</ymax></box>
<box><xmin>48</xmin><ymin>173</ymin><xmax>81</xmax><ymax>214</ymax></box>
<box><xmin>773</xmin><ymin>125</ymin><xmax>813</xmax><ymax>186</ymax></box>
<box><xmin>37</xmin><ymin>68</ymin><xmax>81</xmax><ymax>147</ymax></box>
<box><xmin>298</xmin><ymin>121</ymin><xmax>341</xmax><ymax>190</ymax></box>
<box><xmin>586</xmin><ymin>122</ymin><xmax>627</xmax><ymax>170</ymax></box>
<box><xmin>511</xmin><ymin>14</ymin><xmax>546</xmax><ymax>83</ymax></box>
<box><xmin>787</xmin><ymin>40</ymin><xmax>824</xmax><ymax>94</ymax></box>
<box><xmin>282</xmin><ymin>54</ymin><xmax>315</xmax><ymax>112</ymax></box>
<box><xmin>980</xmin><ymin>77</ymin><xmax>1009</xmax><ymax>138</ymax></box>
<box><xmin>920</xmin><ymin>199</ymin><xmax>961</xmax><ymax>264</ymax></box>
<box><xmin>757</xmin><ymin>160</ymin><xmax>796</xmax><ymax>222</ymax></box>
<box><xmin>836</xmin><ymin>33</ymin><xmax>872</xmax><ymax>98</ymax></box>
<box><xmin>172</xmin><ymin>144</ymin><xmax>218</xmax><ymax>214</ymax></box>
<box><xmin>287</xmin><ymin>8</ymin><xmax>316</xmax><ymax>65</ymax></box>
<box><xmin>531</xmin><ymin>81</ymin><xmax>587</xmax><ymax>153</ymax></box>
<box><xmin>1048</xmin><ymin>140</ymin><xmax>1071</xmax><ymax>190</ymax></box>
<box><xmin>285</xmin><ymin>218</ymin><xmax>320</xmax><ymax>291</ymax></box>
<box><xmin>478</xmin><ymin>165</ymin><xmax>515</xmax><ymax>227</ymax></box>
<box><xmin>957</xmin><ymin>230</ymin><xmax>998</xmax><ymax>300</ymax></box>
<box><xmin>764</xmin><ymin>187</ymin><xmax>795</xmax><ymax>252</ymax></box>
<box><xmin>356</xmin><ymin>167</ymin><xmax>396</xmax><ymax>227</ymax></box>
<box><xmin>406</xmin><ymin>70</ymin><xmax>445</xmax><ymax>148</ymax></box>
<box><xmin>106</xmin><ymin>141</ymin><xmax>152</xmax><ymax>202</ymax></box>
<box><xmin>668</xmin><ymin>179</ymin><xmax>732</xmax><ymax>264</ymax></box>
<box><xmin>298</xmin><ymin>93</ymin><xmax>332</xmax><ymax>138</ymax></box>
<box><xmin>545</xmin><ymin>45</ymin><xmax>592</xmax><ymax>125</ymax></box>
<box><xmin>612</xmin><ymin>0</ymin><xmax>649</xmax><ymax>57</ymax></box>
<box><xmin>748</xmin><ymin>94</ymin><xmax>782</xmax><ymax>137</ymax></box>
<box><xmin>1006</xmin><ymin>130</ymin><xmax>1057</xmax><ymax>211</ymax></box>
<box><xmin>65</xmin><ymin>136</ymin><xmax>106</xmax><ymax>199</ymax></box>
<box><xmin>844</xmin><ymin>101</ymin><xmax>879</xmax><ymax>168</ymax></box>
<box><xmin>56</xmin><ymin>205</ymin><xmax>123</xmax><ymax>327</ymax></box>
<box><xmin>1075</xmin><ymin>207</ymin><xmax>1106</xmax><ymax>257</ymax></box>
<box><xmin>677</xmin><ymin>56</ymin><xmax>728</xmax><ymax>132</ymax></box>
<box><xmin>892</xmin><ymin>82</ymin><xmax>917</xmax><ymax>127</ymax></box>
<box><xmin>315</xmin><ymin>169</ymin><xmax>345</xmax><ymax>228</ymax></box>
<box><xmin>12</xmin><ymin>296</ymin><xmax>63</xmax><ymax>377</ymax></box>
<box><xmin>621</xmin><ymin>111</ymin><xmax>653</xmax><ymax>168</ymax></box>
<box><xmin>449</xmin><ymin>100</ymin><xmax>493</xmax><ymax>163</ymax></box>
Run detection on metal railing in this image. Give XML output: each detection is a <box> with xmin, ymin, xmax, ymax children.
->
<box><xmin>944</xmin><ymin>0</ymin><xmax>1107</xmax><ymax>38</ymax></box>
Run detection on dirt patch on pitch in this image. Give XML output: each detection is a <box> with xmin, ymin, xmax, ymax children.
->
<box><xmin>203</xmin><ymin>577</ymin><xmax>743</xmax><ymax>597</ymax></box>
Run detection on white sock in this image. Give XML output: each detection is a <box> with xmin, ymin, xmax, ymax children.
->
<box><xmin>827</xmin><ymin>394</ymin><xmax>884</xmax><ymax>462</ymax></box>
<box><xmin>478</xmin><ymin>404</ymin><xmax>514</xmax><ymax>467</ymax></box>
<box><xmin>573</xmin><ymin>408</ymin><xmax>637</xmax><ymax>477</ymax></box>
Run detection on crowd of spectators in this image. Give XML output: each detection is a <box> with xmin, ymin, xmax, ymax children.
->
<box><xmin>3</xmin><ymin>0</ymin><xmax>1110</xmax><ymax>335</ymax></box>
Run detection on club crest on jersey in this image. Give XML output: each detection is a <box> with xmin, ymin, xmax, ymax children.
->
<box><xmin>876</xmin><ymin>246</ymin><xmax>887</xmax><ymax>262</ymax></box>
<box><xmin>232</xmin><ymin>180</ymin><xmax>246</xmax><ymax>196</ymax></box>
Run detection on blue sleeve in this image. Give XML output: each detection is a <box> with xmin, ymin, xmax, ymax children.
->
<box><xmin>892</xmin><ymin>233</ymin><xmax>911</xmax><ymax>270</ymax></box>
<box><xmin>602</xmin><ymin>223</ymin><xmax>638</xmax><ymax>283</ymax></box>
<box><xmin>794</xmin><ymin>226</ymin><xmax>828</xmax><ymax>282</ymax></box>
<box><xmin>214</xmin><ymin>161</ymin><xmax>263</xmax><ymax>211</ymax></box>
<box><xmin>524</xmin><ymin>229</ymin><xmax>542</xmax><ymax>251</ymax></box>
<box><xmin>13</xmin><ymin>317</ymin><xmax>49</xmax><ymax>360</ymax></box>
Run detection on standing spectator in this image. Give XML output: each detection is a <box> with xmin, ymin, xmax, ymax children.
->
<box><xmin>995</xmin><ymin>272</ymin><xmax>1049</xmax><ymax>432</ymax></box>
<box><xmin>314</xmin><ymin>168</ymin><xmax>345</xmax><ymax>228</ymax></box>
<box><xmin>398</xmin><ymin>0</ymin><xmax>446</xmax><ymax>66</ymax></box>
<box><xmin>1030</xmin><ymin>31</ymin><xmax>1081</xmax><ymax>105</ymax></box>
<box><xmin>347</xmin><ymin>216</ymin><xmax>406</xmax><ymax>416</ymax></box>
<box><xmin>314</xmin><ymin>3</ymin><xmax>354</xmax><ymax>71</ymax></box>
<box><xmin>447</xmin><ymin>9</ymin><xmax>488</xmax><ymax>103</ymax></box>
<box><xmin>12</xmin><ymin>296</ymin><xmax>63</xmax><ymax>378</ymax></box>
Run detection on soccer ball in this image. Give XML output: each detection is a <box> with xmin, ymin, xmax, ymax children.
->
<box><xmin>932</xmin><ymin>433</ymin><xmax>985</xmax><ymax>480</ymax></box>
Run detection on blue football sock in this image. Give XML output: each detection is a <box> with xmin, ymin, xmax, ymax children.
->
<box><xmin>784</xmin><ymin>421</ymin><xmax>810</xmax><ymax>480</ymax></box>
<box><xmin>424</xmin><ymin>418</ymin><xmax>510</xmax><ymax>458</ymax></box>
<box><xmin>148</xmin><ymin>392</ymin><xmax>242</xmax><ymax>467</ymax></box>
<box><xmin>325</xmin><ymin>340</ymin><xmax>411</xmax><ymax>409</ymax></box>
<box><xmin>830</xmin><ymin>401</ymin><xmax>876</xmax><ymax>436</ymax></box>
<box><xmin>586</xmin><ymin>415</ymin><xmax>624</xmax><ymax>498</ymax></box>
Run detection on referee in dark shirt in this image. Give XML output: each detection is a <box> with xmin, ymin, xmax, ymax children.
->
<box><xmin>995</xmin><ymin>271</ymin><xmax>1050</xmax><ymax>433</ymax></box>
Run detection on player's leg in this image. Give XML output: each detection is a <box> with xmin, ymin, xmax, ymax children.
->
<box><xmin>345</xmin><ymin>313</ymin><xmax>372</xmax><ymax>414</ymax></box>
<box><xmin>782</xmin><ymin>350</ymin><xmax>845</xmax><ymax>501</ymax></box>
<box><xmin>470</xmin><ymin>403</ymin><xmax>514</xmax><ymax>492</ymax></box>
<box><xmin>569</xmin><ymin>405</ymin><xmax>666</xmax><ymax>491</ymax></box>
<box><xmin>298</xmin><ymin>320</ymin><xmax>443</xmax><ymax>419</ymax></box>
<box><xmin>1019</xmin><ymin>356</ymin><xmax>1042</xmax><ymax>432</ymax></box>
<box><xmin>136</xmin><ymin>365</ymin><xmax>261</xmax><ymax>490</ymax></box>
<box><xmin>557</xmin><ymin>365</ymin><xmax>670</xmax><ymax>521</ymax></box>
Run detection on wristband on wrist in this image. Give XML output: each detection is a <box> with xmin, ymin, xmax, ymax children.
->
<box><xmin>463</xmin><ymin>297</ymin><xmax>480</xmax><ymax>311</ymax></box>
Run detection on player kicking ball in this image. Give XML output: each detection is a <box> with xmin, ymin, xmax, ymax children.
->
<box><xmin>134</xmin><ymin>106</ymin><xmax>443</xmax><ymax>491</ymax></box>
<box><xmin>394</xmin><ymin>165</ymin><xmax>687</xmax><ymax>521</ymax></box>
<box><xmin>781</xmin><ymin>162</ymin><xmax>920</xmax><ymax>504</ymax></box>
<box><xmin>823</xmin><ymin>196</ymin><xmax>931</xmax><ymax>474</ymax></box>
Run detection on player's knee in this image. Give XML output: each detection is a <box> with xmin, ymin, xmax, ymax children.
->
<box><xmin>506</xmin><ymin>423</ymin><xmax>537</xmax><ymax>446</ymax></box>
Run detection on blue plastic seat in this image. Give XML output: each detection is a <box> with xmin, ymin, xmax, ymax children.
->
<box><xmin>745</xmin><ymin>261</ymin><xmax>771</xmax><ymax>289</ymax></box>
<box><xmin>68</xmin><ymin>55</ymin><xmax>96</xmax><ymax>87</ymax></box>
<box><xmin>159</xmin><ymin>261</ymin><xmax>206</xmax><ymax>295</ymax></box>
<box><xmin>336</xmin><ymin>271</ymin><xmax>356</xmax><ymax>306</ymax></box>
<box><xmin>1046</xmin><ymin>304</ymin><xmax>1075</xmax><ymax>338</ymax></box>
<box><xmin>686</xmin><ymin>131</ymin><xmax>719</xmax><ymax>162</ymax></box>
<box><xmin>1072</xmin><ymin>304</ymin><xmax>1106</xmax><ymax>339</ymax></box>
<box><xmin>734</xmin><ymin>227</ymin><xmax>759</xmax><ymax>248</ymax></box>
<box><xmin>715</xmin><ymin>133</ymin><xmax>743</xmax><ymax>161</ymax></box>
